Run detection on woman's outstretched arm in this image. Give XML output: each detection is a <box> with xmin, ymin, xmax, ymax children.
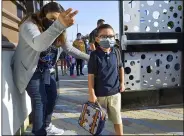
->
<box><xmin>61</xmin><ymin>41</ymin><xmax>90</xmax><ymax>61</ymax></box>
<box><xmin>20</xmin><ymin>20</ymin><xmax>66</xmax><ymax>52</ymax></box>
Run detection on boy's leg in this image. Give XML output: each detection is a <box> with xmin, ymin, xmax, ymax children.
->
<box><xmin>108</xmin><ymin>93</ymin><xmax>123</xmax><ymax>135</ymax></box>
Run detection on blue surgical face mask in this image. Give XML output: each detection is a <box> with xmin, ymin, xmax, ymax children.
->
<box><xmin>99</xmin><ymin>38</ymin><xmax>116</xmax><ymax>48</ymax></box>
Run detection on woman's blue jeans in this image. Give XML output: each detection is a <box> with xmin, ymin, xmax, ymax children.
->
<box><xmin>26</xmin><ymin>71</ymin><xmax>57</xmax><ymax>135</ymax></box>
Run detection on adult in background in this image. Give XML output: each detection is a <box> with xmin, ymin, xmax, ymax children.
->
<box><xmin>73</xmin><ymin>33</ymin><xmax>86</xmax><ymax>76</ymax></box>
<box><xmin>89</xmin><ymin>19</ymin><xmax>105</xmax><ymax>51</ymax></box>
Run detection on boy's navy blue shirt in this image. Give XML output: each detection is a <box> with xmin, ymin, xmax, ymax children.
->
<box><xmin>88</xmin><ymin>47</ymin><xmax>123</xmax><ymax>97</ymax></box>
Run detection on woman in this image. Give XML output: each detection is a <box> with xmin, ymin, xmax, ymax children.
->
<box><xmin>11</xmin><ymin>2</ymin><xmax>89</xmax><ymax>135</ymax></box>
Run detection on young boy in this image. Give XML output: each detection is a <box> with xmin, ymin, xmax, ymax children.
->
<box><xmin>88</xmin><ymin>24</ymin><xmax>125</xmax><ymax>135</ymax></box>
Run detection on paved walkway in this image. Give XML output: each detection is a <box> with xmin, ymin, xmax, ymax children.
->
<box><xmin>24</xmin><ymin>66</ymin><xmax>183</xmax><ymax>135</ymax></box>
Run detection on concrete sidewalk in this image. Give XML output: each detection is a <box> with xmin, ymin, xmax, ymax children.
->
<box><xmin>24</xmin><ymin>66</ymin><xmax>183</xmax><ymax>135</ymax></box>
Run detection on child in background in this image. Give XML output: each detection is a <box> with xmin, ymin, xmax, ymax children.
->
<box><xmin>69</xmin><ymin>55</ymin><xmax>76</xmax><ymax>77</ymax></box>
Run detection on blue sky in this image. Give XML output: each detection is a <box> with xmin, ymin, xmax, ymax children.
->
<box><xmin>57</xmin><ymin>1</ymin><xmax>119</xmax><ymax>41</ymax></box>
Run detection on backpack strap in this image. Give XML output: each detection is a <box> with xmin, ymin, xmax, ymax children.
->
<box><xmin>114</xmin><ymin>47</ymin><xmax>121</xmax><ymax>70</ymax></box>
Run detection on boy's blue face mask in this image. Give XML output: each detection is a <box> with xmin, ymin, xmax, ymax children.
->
<box><xmin>99</xmin><ymin>38</ymin><xmax>116</xmax><ymax>48</ymax></box>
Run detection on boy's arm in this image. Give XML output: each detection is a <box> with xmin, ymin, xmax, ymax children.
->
<box><xmin>88</xmin><ymin>74</ymin><xmax>97</xmax><ymax>103</ymax></box>
<box><xmin>88</xmin><ymin>52</ymin><xmax>97</xmax><ymax>103</ymax></box>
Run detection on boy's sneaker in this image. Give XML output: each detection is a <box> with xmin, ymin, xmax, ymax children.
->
<box><xmin>80</xmin><ymin>73</ymin><xmax>84</xmax><ymax>76</ymax></box>
<box><xmin>46</xmin><ymin>124</ymin><xmax>64</xmax><ymax>135</ymax></box>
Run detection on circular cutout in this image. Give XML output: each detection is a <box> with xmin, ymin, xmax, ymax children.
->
<box><xmin>163</xmin><ymin>9</ymin><xmax>167</xmax><ymax>14</ymax></box>
<box><xmin>129</xmin><ymin>52</ymin><xmax>136</xmax><ymax>57</ymax></box>
<box><xmin>124</xmin><ymin>60</ymin><xmax>127</xmax><ymax>63</ymax></box>
<box><xmin>155</xmin><ymin>59</ymin><xmax>162</xmax><ymax>67</ymax></box>
<box><xmin>129</xmin><ymin>75</ymin><xmax>134</xmax><ymax>80</ymax></box>
<box><xmin>124</xmin><ymin>25</ymin><xmax>128</xmax><ymax>31</ymax></box>
<box><xmin>147</xmin><ymin>66</ymin><xmax>153</xmax><ymax>73</ymax></box>
<box><xmin>143</xmin><ymin>75</ymin><xmax>145</xmax><ymax>78</ymax></box>
<box><xmin>174</xmin><ymin>63</ymin><xmax>180</xmax><ymax>71</ymax></box>
<box><xmin>130</xmin><ymin>61</ymin><xmax>135</xmax><ymax>66</ymax></box>
<box><xmin>172</xmin><ymin>78</ymin><xmax>175</xmax><ymax>82</ymax></box>
<box><xmin>167</xmin><ymin>21</ymin><xmax>174</xmax><ymax>29</ymax></box>
<box><xmin>140</xmin><ymin>17</ymin><xmax>145</xmax><ymax>23</ymax></box>
<box><xmin>132</xmin><ymin>83</ymin><xmax>134</xmax><ymax>86</ymax></box>
<box><xmin>153</xmin><ymin>11</ymin><xmax>160</xmax><ymax>19</ymax></box>
<box><xmin>141</xmin><ymin>54</ymin><xmax>146</xmax><ymax>59</ymax></box>
<box><xmin>175</xmin><ymin>27</ymin><xmax>181</xmax><ymax>32</ymax></box>
<box><xmin>178</xmin><ymin>5</ymin><xmax>182</xmax><ymax>11</ymax></box>
<box><xmin>169</xmin><ymin>6</ymin><xmax>174</xmax><ymax>12</ymax></box>
<box><xmin>141</xmin><ymin>66</ymin><xmax>143</xmax><ymax>68</ymax></box>
<box><xmin>147</xmin><ymin>1</ymin><xmax>154</xmax><ymax>6</ymax></box>
<box><xmin>126</xmin><ymin>82</ymin><xmax>129</xmax><ymax>84</ymax></box>
<box><xmin>177</xmin><ymin>21</ymin><xmax>180</xmax><ymax>24</ymax></box>
<box><xmin>145</xmin><ymin>10</ymin><xmax>149</xmax><ymax>15</ymax></box>
<box><xmin>166</xmin><ymin>64</ymin><xmax>170</xmax><ymax>69</ymax></box>
<box><xmin>173</xmin><ymin>13</ymin><xmax>178</xmax><ymax>18</ymax></box>
<box><xmin>136</xmin><ymin>80</ymin><xmax>140</xmax><ymax>83</ymax></box>
<box><xmin>156</xmin><ymin>79</ymin><xmax>161</xmax><ymax>84</ymax></box>
<box><xmin>125</xmin><ymin>67</ymin><xmax>131</xmax><ymax>74</ymax></box>
<box><xmin>137</xmin><ymin>61</ymin><xmax>140</xmax><ymax>63</ymax></box>
<box><xmin>145</xmin><ymin>26</ymin><xmax>150</xmax><ymax>32</ymax></box>
<box><xmin>156</xmin><ymin>70</ymin><xmax>160</xmax><ymax>75</ymax></box>
<box><xmin>167</xmin><ymin>55</ymin><xmax>173</xmax><ymax>62</ymax></box>
<box><xmin>154</xmin><ymin>22</ymin><xmax>159</xmax><ymax>27</ymax></box>
<box><xmin>134</xmin><ymin>26</ymin><xmax>139</xmax><ymax>31</ymax></box>
<box><xmin>176</xmin><ymin>56</ymin><xmax>178</xmax><ymax>59</ymax></box>
<box><xmin>164</xmin><ymin>1</ymin><xmax>169</xmax><ymax>4</ymax></box>
<box><xmin>124</xmin><ymin>14</ymin><xmax>131</xmax><ymax>22</ymax></box>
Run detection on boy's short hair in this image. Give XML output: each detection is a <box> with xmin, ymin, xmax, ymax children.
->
<box><xmin>96</xmin><ymin>24</ymin><xmax>114</xmax><ymax>36</ymax></box>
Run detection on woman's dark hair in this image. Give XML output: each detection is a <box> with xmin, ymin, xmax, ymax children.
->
<box><xmin>96</xmin><ymin>24</ymin><xmax>114</xmax><ymax>36</ymax></box>
<box><xmin>39</xmin><ymin>2</ymin><xmax>64</xmax><ymax>18</ymax></box>
<box><xmin>19</xmin><ymin>2</ymin><xmax>66</xmax><ymax>44</ymax></box>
